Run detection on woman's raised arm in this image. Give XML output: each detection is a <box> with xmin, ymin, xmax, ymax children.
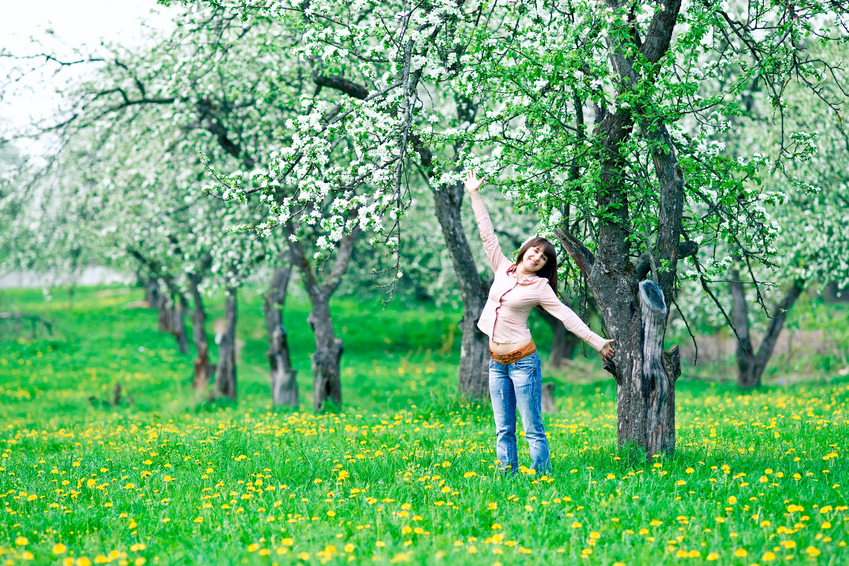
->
<box><xmin>464</xmin><ymin>171</ymin><xmax>509</xmax><ymax>272</ymax></box>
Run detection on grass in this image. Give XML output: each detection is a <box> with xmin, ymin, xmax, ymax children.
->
<box><xmin>0</xmin><ymin>285</ymin><xmax>847</xmax><ymax>565</ymax></box>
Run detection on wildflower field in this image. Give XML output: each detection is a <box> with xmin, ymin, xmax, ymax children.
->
<box><xmin>0</xmin><ymin>287</ymin><xmax>847</xmax><ymax>566</ymax></box>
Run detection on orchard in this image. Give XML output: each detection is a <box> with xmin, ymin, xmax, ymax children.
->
<box><xmin>1</xmin><ymin>1</ymin><xmax>848</xmax><ymax>564</ymax></box>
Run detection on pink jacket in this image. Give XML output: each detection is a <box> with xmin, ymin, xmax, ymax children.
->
<box><xmin>471</xmin><ymin>195</ymin><xmax>607</xmax><ymax>352</ymax></box>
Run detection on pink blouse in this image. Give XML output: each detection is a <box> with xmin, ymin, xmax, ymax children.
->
<box><xmin>471</xmin><ymin>194</ymin><xmax>607</xmax><ymax>352</ymax></box>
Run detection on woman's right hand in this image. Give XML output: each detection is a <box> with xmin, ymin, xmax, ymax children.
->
<box><xmin>464</xmin><ymin>170</ymin><xmax>485</xmax><ymax>194</ymax></box>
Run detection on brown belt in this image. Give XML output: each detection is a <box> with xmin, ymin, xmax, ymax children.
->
<box><xmin>490</xmin><ymin>341</ymin><xmax>537</xmax><ymax>365</ymax></box>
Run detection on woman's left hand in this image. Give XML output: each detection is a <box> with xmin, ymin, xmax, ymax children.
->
<box><xmin>600</xmin><ymin>339</ymin><xmax>615</xmax><ymax>361</ymax></box>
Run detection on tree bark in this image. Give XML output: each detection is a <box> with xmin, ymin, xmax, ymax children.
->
<box><xmin>729</xmin><ymin>269</ymin><xmax>755</xmax><ymax>388</ymax></box>
<box><xmin>640</xmin><ymin>281</ymin><xmax>671</xmax><ymax>457</ymax></box>
<box><xmin>430</xmin><ymin>179</ymin><xmax>490</xmax><ymax>399</ymax></box>
<box><xmin>541</xmin><ymin>383</ymin><xmax>557</xmax><ymax>414</ymax></box>
<box><xmin>188</xmin><ymin>276</ymin><xmax>214</xmax><ymax>391</ymax></box>
<box><xmin>144</xmin><ymin>278</ymin><xmax>160</xmax><ymax>309</ymax></box>
<box><xmin>730</xmin><ymin>271</ymin><xmax>806</xmax><ymax>389</ymax></box>
<box><xmin>214</xmin><ymin>288</ymin><xmax>238</xmax><ymax>400</ymax></box>
<box><xmin>157</xmin><ymin>292</ymin><xmax>173</xmax><ymax>333</ymax></box>
<box><xmin>172</xmin><ymin>293</ymin><xmax>190</xmax><ymax>355</ymax></box>
<box><xmin>286</xmin><ymin>221</ymin><xmax>358</xmax><ymax>412</ymax></box>
<box><xmin>415</xmin><ymin>96</ymin><xmax>490</xmax><ymax>400</ymax></box>
<box><xmin>263</xmin><ymin>258</ymin><xmax>298</xmax><ymax>407</ymax></box>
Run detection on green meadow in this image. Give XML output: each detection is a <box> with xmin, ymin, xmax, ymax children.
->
<box><xmin>0</xmin><ymin>286</ymin><xmax>847</xmax><ymax>565</ymax></box>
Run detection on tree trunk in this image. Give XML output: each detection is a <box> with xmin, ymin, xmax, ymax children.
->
<box><xmin>556</xmin><ymin>106</ymin><xmax>681</xmax><ymax>459</ymax></box>
<box><xmin>157</xmin><ymin>292</ymin><xmax>173</xmax><ymax>333</ymax></box>
<box><xmin>144</xmin><ymin>278</ymin><xmax>160</xmax><ymax>309</ymax></box>
<box><xmin>263</xmin><ymin>260</ymin><xmax>298</xmax><ymax>407</ymax></box>
<box><xmin>730</xmin><ymin>272</ymin><xmax>805</xmax><ymax>389</ymax></box>
<box><xmin>188</xmin><ymin>276</ymin><xmax>213</xmax><ymax>391</ymax></box>
<box><xmin>555</xmin><ymin>0</ymin><xmax>684</xmax><ymax>459</ymax></box>
<box><xmin>729</xmin><ymin>269</ymin><xmax>756</xmax><ymax>388</ymax></box>
<box><xmin>426</xmin><ymin>174</ymin><xmax>489</xmax><ymax>400</ymax></box>
<box><xmin>214</xmin><ymin>288</ymin><xmax>237</xmax><ymax>400</ymax></box>
<box><xmin>541</xmin><ymin>383</ymin><xmax>557</xmax><ymax>414</ymax></box>
<box><xmin>286</xmin><ymin>221</ymin><xmax>358</xmax><ymax>412</ymax></box>
<box><xmin>537</xmin><ymin>308</ymin><xmax>580</xmax><ymax>369</ymax></box>
<box><xmin>172</xmin><ymin>294</ymin><xmax>190</xmax><ymax>355</ymax></box>
<box><xmin>307</xmin><ymin>297</ymin><xmax>343</xmax><ymax>411</ymax></box>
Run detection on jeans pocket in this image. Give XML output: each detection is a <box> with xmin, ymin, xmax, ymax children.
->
<box><xmin>510</xmin><ymin>356</ymin><xmax>539</xmax><ymax>387</ymax></box>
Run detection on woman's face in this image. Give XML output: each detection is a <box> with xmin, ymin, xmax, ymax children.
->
<box><xmin>522</xmin><ymin>246</ymin><xmax>548</xmax><ymax>272</ymax></box>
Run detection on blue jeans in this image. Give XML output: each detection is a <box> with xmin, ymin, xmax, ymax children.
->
<box><xmin>488</xmin><ymin>352</ymin><xmax>551</xmax><ymax>475</ymax></box>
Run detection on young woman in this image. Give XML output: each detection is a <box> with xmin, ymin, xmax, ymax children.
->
<box><xmin>464</xmin><ymin>170</ymin><xmax>615</xmax><ymax>475</ymax></box>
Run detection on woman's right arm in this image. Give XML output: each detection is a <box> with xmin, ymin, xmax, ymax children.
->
<box><xmin>465</xmin><ymin>171</ymin><xmax>508</xmax><ymax>272</ymax></box>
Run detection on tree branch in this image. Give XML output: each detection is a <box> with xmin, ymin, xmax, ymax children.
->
<box><xmin>312</xmin><ymin>71</ymin><xmax>369</xmax><ymax>100</ymax></box>
<box><xmin>320</xmin><ymin>225</ymin><xmax>361</xmax><ymax>297</ymax></box>
<box><xmin>553</xmin><ymin>228</ymin><xmax>595</xmax><ymax>276</ymax></box>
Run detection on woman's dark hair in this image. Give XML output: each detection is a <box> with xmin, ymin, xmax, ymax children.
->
<box><xmin>515</xmin><ymin>237</ymin><xmax>558</xmax><ymax>294</ymax></box>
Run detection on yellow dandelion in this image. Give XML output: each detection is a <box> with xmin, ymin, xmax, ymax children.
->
<box><xmin>52</xmin><ymin>543</ymin><xmax>67</xmax><ymax>554</ymax></box>
<box><xmin>733</xmin><ymin>549</ymin><xmax>747</xmax><ymax>557</ymax></box>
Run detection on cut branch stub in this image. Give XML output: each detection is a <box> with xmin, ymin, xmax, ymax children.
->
<box><xmin>640</xmin><ymin>280</ymin><xmax>672</xmax><ymax>457</ymax></box>
<box><xmin>640</xmin><ymin>280</ymin><xmax>668</xmax><ymax>398</ymax></box>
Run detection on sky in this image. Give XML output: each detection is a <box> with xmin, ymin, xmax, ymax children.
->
<box><xmin>1</xmin><ymin>0</ymin><xmax>176</xmax><ymax>153</ymax></box>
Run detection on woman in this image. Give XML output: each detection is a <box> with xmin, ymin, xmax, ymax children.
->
<box><xmin>464</xmin><ymin>170</ymin><xmax>615</xmax><ymax>475</ymax></box>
